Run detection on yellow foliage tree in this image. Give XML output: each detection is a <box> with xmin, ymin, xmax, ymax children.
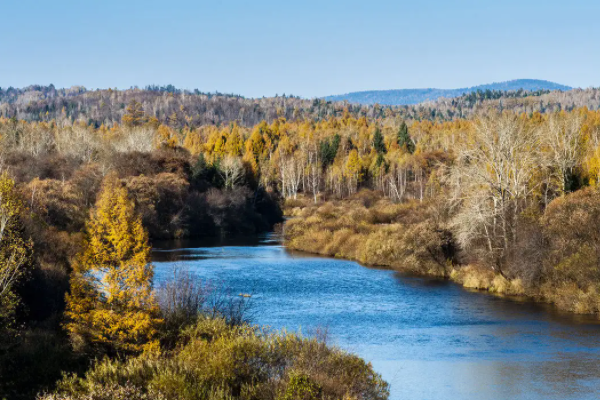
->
<box><xmin>0</xmin><ymin>172</ymin><xmax>31</xmax><ymax>327</ymax></box>
<box><xmin>345</xmin><ymin>149</ymin><xmax>363</xmax><ymax>194</ymax></box>
<box><xmin>65</xmin><ymin>175</ymin><xmax>161</xmax><ymax>354</ymax></box>
<box><xmin>121</xmin><ymin>100</ymin><xmax>146</xmax><ymax>127</ymax></box>
<box><xmin>586</xmin><ymin>144</ymin><xmax>600</xmax><ymax>186</ymax></box>
<box><xmin>224</xmin><ymin>124</ymin><xmax>244</xmax><ymax>156</ymax></box>
<box><xmin>156</xmin><ymin>124</ymin><xmax>178</xmax><ymax>149</ymax></box>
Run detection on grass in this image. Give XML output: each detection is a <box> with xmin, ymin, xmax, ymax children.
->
<box><xmin>284</xmin><ymin>192</ymin><xmax>452</xmax><ymax>278</ymax></box>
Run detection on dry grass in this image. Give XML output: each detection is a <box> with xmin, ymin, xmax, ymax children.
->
<box><xmin>284</xmin><ymin>192</ymin><xmax>450</xmax><ymax>277</ymax></box>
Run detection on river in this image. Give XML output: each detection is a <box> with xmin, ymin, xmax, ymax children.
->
<box><xmin>153</xmin><ymin>233</ymin><xmax>600</xmax><ymax>400</ymax></box>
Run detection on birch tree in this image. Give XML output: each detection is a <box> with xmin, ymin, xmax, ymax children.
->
<box><xmin>448</xmin><ymin>113</ymin><xmax>539</xmax><ymax>274</ymax></box>
<box><xmin>542</xmin><ymin>112</ymin><xmax>584</xmax><ymax>194</ymax></box>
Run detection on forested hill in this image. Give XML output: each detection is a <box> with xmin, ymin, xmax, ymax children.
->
<box><xmin>1</xmin><ymin>83</ymin><xmax>599</xmax><ymax>128</ymax></box>
<box><xmin>324</xmin><ymin>79</ymin><xmax>573</xmax><ymax>105</ymax></box>
<box><xmin>0</xmin><ymin>85</ymin><xmax>375</xmax><ymax>128</ymax></box>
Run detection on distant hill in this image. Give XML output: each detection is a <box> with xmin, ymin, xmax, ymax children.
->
<box><xmin>324</xmin><ymin>79</ymin><xmax>573</xmax><ymax>105</ymax></box>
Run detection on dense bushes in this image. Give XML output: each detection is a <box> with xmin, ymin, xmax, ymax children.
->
<box><xmin>4</xmin><ymin>147</ymin><xmax>282</xmax><ymax>244</ymax></box>
<box><xmin>540</xmin><ymin>187</ymin><xmax>600</xmax><ymax>314</ymax></box>
<box><xmin>41</xmin><ymin>317</ymin><xmax>389</xmax><ymax>400</ymax></box>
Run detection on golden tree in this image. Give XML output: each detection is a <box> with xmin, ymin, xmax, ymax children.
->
<box><xmin>345</xmin><ymin>149</ymin><xmax>363</xmax><ymax>195</ymax></box>
<box><xmin>121</xmin><ymin>100</ymin><xmax>146</xmax><ymax>127</ymax></box>
<box><xmin>0</xmin><ymin>172</ymin><xmax>31</xmax><ymax>327</ymax></box>
<box><xmin>65</xmin><ymin>174</ymin><xmax>161</xmax><ymax>354</ymax></box>
<box><xmin>156</xmin><ymin>124</ymin><xmax>178</xmax><ymax>149</ymax></box>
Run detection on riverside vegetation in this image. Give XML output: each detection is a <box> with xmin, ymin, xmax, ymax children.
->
<box><xmin>2</xmin><ymin>86</ymin><xmax>600</xmax><ymax>398</ymax></box>
<box><xmin>283</xmin><ymin>109</ymin><xmax>600</xmax><ymax>315</ymax></box>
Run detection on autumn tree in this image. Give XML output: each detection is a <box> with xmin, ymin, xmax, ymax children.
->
<box><xmin>345</xmin><ymin>149</ymin><xmax>363</xmax><ymax>195</ymax></box>
<box><xmin>156</xmin><ymin>124</ymin><xmax>178</xmax><ymax>149</ymax></box>
<box><xmin>0</xmin><ymin>172</ymin><xmax>31</xmax><ymax>328</ymax></box>
<box><xmin>65</xmin><ymin>175</ymin><xmax>161</xmax><ymax>354</ymax></box>
<box><xmin>121</xmin><ymin>100</ymin><xmax>146</xmax><ymax>127</ymax></box>
<box><xmin>541</xmin><ymin>111</ymin><xmax>584</xmax><ymax>194</ymax></box>
<box><xmin>224</xmin><ymin>124</ymin><xmax>244</xmax><ymax>156</ymax></box>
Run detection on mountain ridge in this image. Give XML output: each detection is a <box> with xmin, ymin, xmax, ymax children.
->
<box><xmin>325</xmin><ymin>79</ymin><xmax>573</xmax><ymax>105</ymax></box>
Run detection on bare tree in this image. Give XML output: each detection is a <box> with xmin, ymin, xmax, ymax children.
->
<box><xmin>448</xmin><ymin>113</ymin><xmax>540</xmax><ymax>275</ymax></box>
<box><xmin>305</xmin><ymin>150</ymin><xmax>321</xmax><ymax>203</ymax></box>
<box><xmin>280</xmin><ymin>153</ymin><xmax>303</xmax><ymax>199</ymax></box>
<box><xmin>218</xmin><ymin>156</ymin><xmax>244</xmax><ymax>189</ymax></box>
<box><xmin>541</xmin><ymin>112</ymin><xmax>584</xmax><ymax>194</ymax></box>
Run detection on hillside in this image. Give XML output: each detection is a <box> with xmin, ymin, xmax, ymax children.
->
<box><xmin>325</xmin><ymin>79</ymin><xmax>573</xmax><ymax>105</ymax></box>
<box><xmin>3</xmin><ymin>83</ymin><xmax>599</xmax><ymax>128</ymax></box>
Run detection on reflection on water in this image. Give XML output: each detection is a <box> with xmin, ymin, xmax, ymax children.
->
<box><xmin>153</xmin><ymin>233</ymin><xmax>600</xmax><ymax>400</ymax></box>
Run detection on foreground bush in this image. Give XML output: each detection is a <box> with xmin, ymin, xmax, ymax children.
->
<box><xmin>41</xmin><ymin>317</ymin><xmax>389</xmax><ymax>400</ymax></box>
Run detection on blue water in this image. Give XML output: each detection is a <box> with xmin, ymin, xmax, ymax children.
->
<box><xmin>153</xmin><ymin>233</ymin><xmax>600</xmax><ymax>400</ymax></box>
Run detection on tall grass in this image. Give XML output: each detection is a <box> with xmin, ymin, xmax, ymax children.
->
<box><xmin>285</xmin><ymin>192</ymin><xmax>452</xmax><ymax>278</ymax></box>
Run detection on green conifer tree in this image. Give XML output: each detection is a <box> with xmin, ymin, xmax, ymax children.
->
<box><xmin>397</xmin><ymin>121</ymin><xmax>415</xmax><ymax>154</ymax></box>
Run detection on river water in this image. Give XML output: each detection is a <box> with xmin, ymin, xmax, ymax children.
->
<box><xmin>153</xmin><ymin>233</ymin><xmax>600</xmax><ymax>400</ymax></box>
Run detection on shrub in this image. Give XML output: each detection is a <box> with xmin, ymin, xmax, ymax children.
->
<box><xmin>43</xmin><ymin>318</ymin><xmax>389</xmax><ymax>400</ymax></box>
<box><xmin>540</xmin><ymin>187</ymin><xmax>600</xmax><ymax>313</ymax></box>
<box><xmin>156</xmin><ymin>267</ymin><xmax>252</xmax><ymax>348</ymax></box>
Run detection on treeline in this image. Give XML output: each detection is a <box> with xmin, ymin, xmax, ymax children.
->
<box><xmin>3</xmin><ymin>85</ymin><xmax>600</xmax><ymax>129</ymax></box>
<box><xmin>460</xmin><ymin>88</ymin><xmax>552</xmax><ymax>104</ymax></box>
<box><xmin>434</xmin><ymin>87</ymin><xmax>600</xmax><ymax>119</ymax></box>
<box><xmin>0</xmin><ymin>85</ymin><xmax>407</xmax><ymax>128</ymax></box>
<box><xmin>4</xmin><ymin>103</ymin><xmax>600</xmax><ymax>208</ymax></box>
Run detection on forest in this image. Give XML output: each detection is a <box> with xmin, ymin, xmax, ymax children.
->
<box><xmin>3</xmin><ymin>84</ymin><xmax>600</xmax><ymax>128</ymax></box>
<box><xmin>2</xmin><ymin>88</ymin><xmax>600</xmax><ymax>399</ymax></box>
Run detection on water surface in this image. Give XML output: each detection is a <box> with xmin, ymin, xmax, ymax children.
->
<box><xmin>153</xmin><ymin>234</ymin><xmax>600</xmax><ymax>400</ymax></box>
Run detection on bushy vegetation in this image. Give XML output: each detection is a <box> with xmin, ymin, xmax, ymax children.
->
<box><xmin>40</xmin><ymin>317</ymin><xmax>388</xmax><ymax>400</ymax></box>
<box><xmin>280</xmin><ymin>108</ymin><xmax>600</xmax><ymax>317</ymax></box>
<box><xmin>539</xmin><ymin>187</ymin><xmax>600</xmax><ymax>314</ymax></box>
<box><xmin>0</xmin><ymin>115</ymin><xmax>282</xmax><ymax>398</ymax></box>
<box><xmin>0</xmin><ymin>165</ymin><xmax>383</xmax><ymax>399</ymax></box>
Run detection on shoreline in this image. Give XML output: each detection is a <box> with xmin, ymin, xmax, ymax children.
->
<box><xmin>283</xmin><ymin>205</ymin><xmax>600</xmax><ymax>322</ymax></box>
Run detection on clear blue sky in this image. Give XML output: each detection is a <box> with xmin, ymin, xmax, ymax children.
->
<box><xmin>1</xmin><ymin>0</ymin><xmax>598</xmax><ymax>98</ymax></box>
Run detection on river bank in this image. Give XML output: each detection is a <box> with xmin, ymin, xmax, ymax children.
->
<box><xmin>283</xmin><ymin>193</ymin><xmax>600</xmax><ymax>319</ymax></box>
